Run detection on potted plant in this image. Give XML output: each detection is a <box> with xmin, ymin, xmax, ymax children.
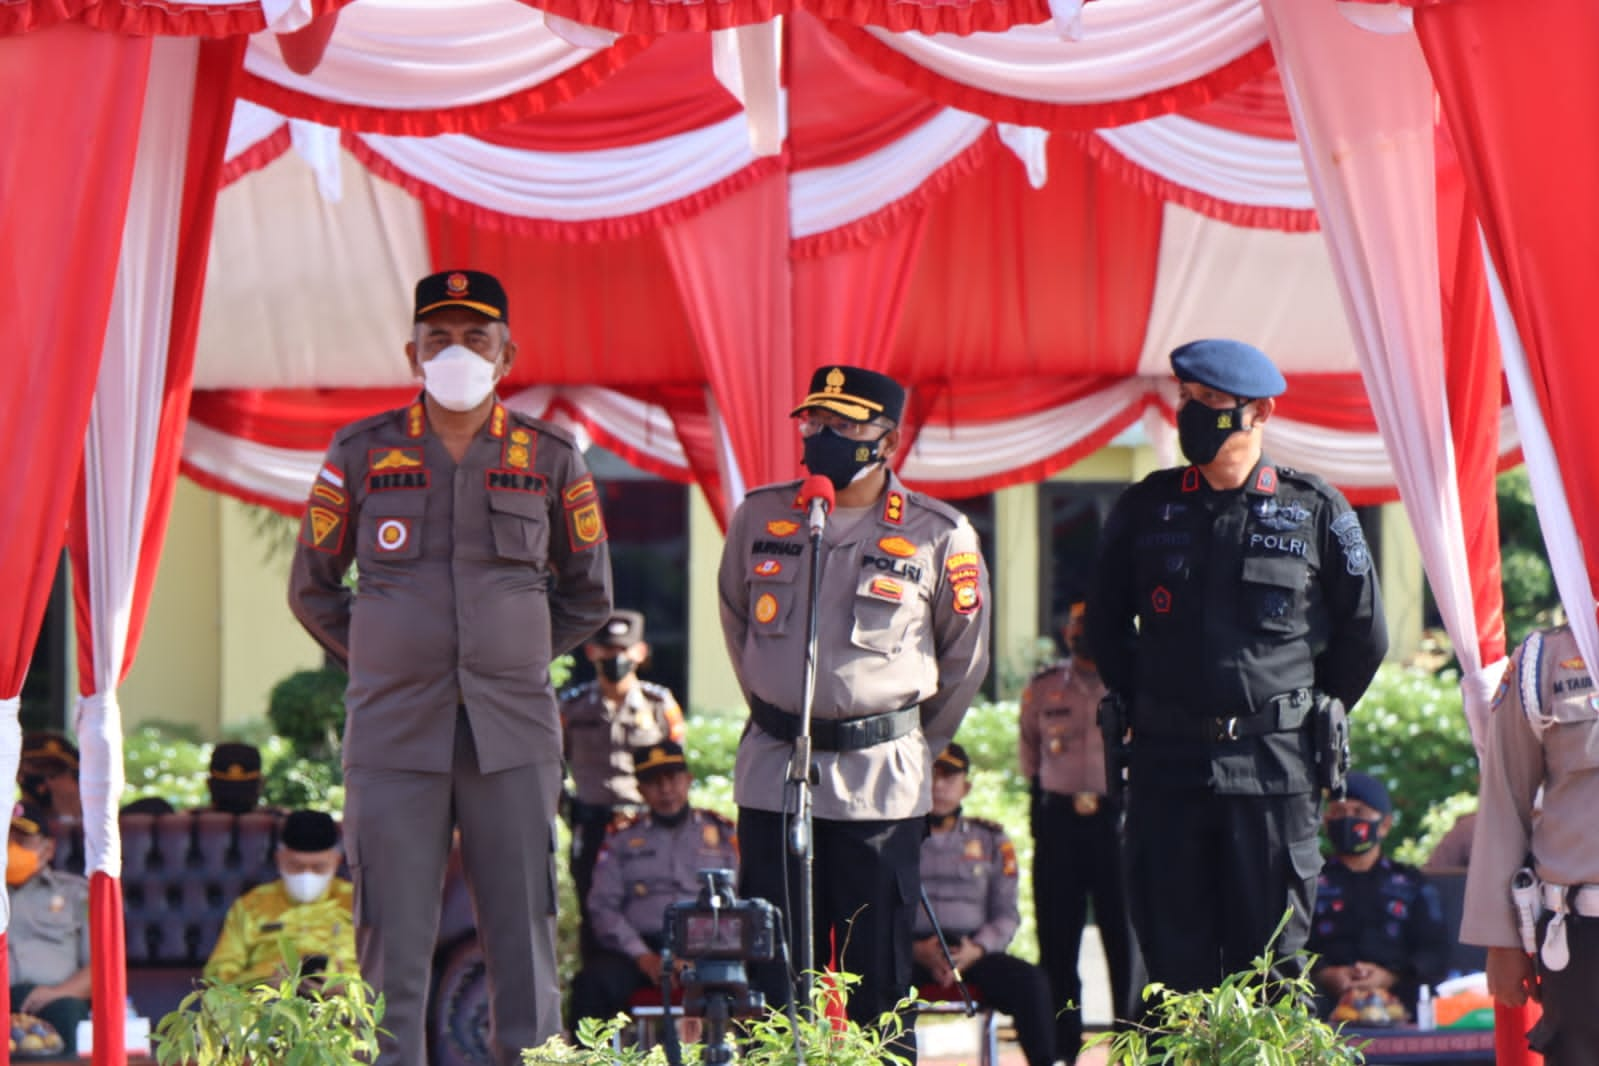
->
<box><xmin>153</xmin><ymin>957</ymin><xmax>385</xmax><ymax>1066</ymax></box>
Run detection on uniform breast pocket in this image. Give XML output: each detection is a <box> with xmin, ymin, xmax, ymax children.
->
<box><xmin>360</xmin><ymin>492</ymin><xmax>426</xmax><ymax>562</ymax></box>
<box><xmin>850</xmin><ymin>569</ymin><xmax>924</xmax><ymax>655</ymax></box>
<box><xmin>488</xmin><ymin>489</ymin><xmax>550</xmax><ymax>563</ymax></box>
<box><xmin>1241</xmin><ymin>555</ymin><xmax>1306</xmax><ymax>635</ymax></box>
<box><xmin>1542</xmin><ymin>695</ymin><xmax>1599</xmax><ymax>773</ymax></box>
<box><xmin>747</xmin><ymin>558</ymin><xmax>800</xmax><ymax>637</ymax></box>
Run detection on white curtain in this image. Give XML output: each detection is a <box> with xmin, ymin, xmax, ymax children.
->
<box><xmin>1262</xmin><ymin>0</ymin><xmax>1506</xmax><ymax>742</ymax></box>
<box><xmin>860</xmin><ymin>0</ymin><xmax>1264</xmax><ymax>105</ymax></box>
<box><xmin>1095</xmin><ymin>114</ymin><xmax>1313</xmax><ymax>210</ymax></box>
<box><xmin>243</xmin><ymin>0</ymin><xmax>610</xmax><ymax>109</ymax></box>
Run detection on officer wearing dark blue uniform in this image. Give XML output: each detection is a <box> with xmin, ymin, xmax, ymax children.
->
<box><xmin>1084</xmin><ymin>338</ymin><xmax>1388</xmax><ymax>993</ymax></box>
<box><xmin>1306</xmin><ymin>773</ymin><xmax>1448</xmax><ymax>1019</ymax></box>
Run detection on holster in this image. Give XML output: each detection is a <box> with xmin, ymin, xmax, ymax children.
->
<box><xmin>1312</xmin><ymin>692</ymin><xmax>1350</xmax><ymax>797</ymax></box>
<box><xmin>1097</xmin><ymin>691</ymin><xmax>1130</xmax><ymax>805</ymax></box>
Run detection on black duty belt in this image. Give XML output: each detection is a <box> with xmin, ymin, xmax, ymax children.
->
<box><xmin>1134</xmin><ymin>688</ymin><xmax>1315</xmax><ymax>743</ymax></box>
<box><xmin>749</xmin><ymin>695</ymin><xmax>920</xmax><ymax>752</ymax></box>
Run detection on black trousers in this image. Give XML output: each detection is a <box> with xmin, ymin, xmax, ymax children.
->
<box><xmin>1124</xmin><ymin>787</ymin><xmax>1319</xmax><ymax>994</ymax></box>
<box><xmin>569</xmin><ymin>806</ymin><xmax>616</xmax><ymax>960</ymax></box>
<box><xmin>1529</xmin><ymin>913</ymin><xmax>1599</xmax><ymax>1066</ymax></box>
<box><xmin>913</xmin><ymin>952</ymin><xmax>1056</xmax><ymax>1066</ymax></box>
<box><xmin>738</xmin><ymin>808</ymin><xmax>923</xmax><ymax>1063</ymax></box>
<box><xmin>1032</xmin><ymin>792</ymin><xmax>1142</xmax><ymax>1061</ymax></box>
<box><xmin>570</xmin><ymin>949</ymin><xmax>650</xmax><ymax>1031</ymax></box>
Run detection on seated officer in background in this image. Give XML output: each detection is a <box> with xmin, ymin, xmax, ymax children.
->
<box><xmin>1307</xmin><ymin>773</ymin><xmax>1448</xmax><ymax>1021</ymax></box>
<box><xmin>915</xmin><ymin>745</ymin><xmax>1055</xmax><ymax>1066</ymax></box>
<box><xmin>204</xmin><ymin>809</ymin><xmax>357</xmax><ymax>985</ymax></box>
<box><xmin>7</xmin><ymin>801</ymin><xmax>91</xmax><ymax>1053</ymax></box>
<box><xmin>570</xmin><ymin>742</ymin><xmax>737</xmax><ymax>1030</ymax></box>
<box><xmin>561</xmin><ymin>610</ymin><xmax>685</xmax><ymax>958</ymax></box>
<box><xmin>18</xmin><ymin>731</ymin><xmax>84</xmax><ymax>873</ymax></box>
<box><xmin>204</xmin><ymin>742</ymin><xmax>268</xmax><ymax>814</ymax></box>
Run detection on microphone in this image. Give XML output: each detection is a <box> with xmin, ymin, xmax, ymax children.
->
<box><xmin>800</xmin><ymin>475</ymin><xmax>835</xmax><ymax>539</ymax></box>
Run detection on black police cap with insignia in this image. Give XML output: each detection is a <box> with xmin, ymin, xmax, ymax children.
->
<box><xmin>632</xmin><ymin>740</ymin><xmax>688</xmax><ymax>781</ymax></box>
<box><xmin>1170</xmin><ymin>339</ymin><xmax>1286</xmax><ymax>400</ymax></box>
<box><xmin>791</xmin><ymin>365</ymin><xmax>906</xmax><ymax>424</ymax></box>
<box><xmin>21</xmin><ymin>730</ymin><xmax>79</xmax><ymax>772</ymax></box>
<box><xmin>590</xmin><ymin>610</ymin><xmax>645</xmax><ymax>649</ymax></box>
<box><xmin>281</xmin><ymin>809</ymin><xmax>341</xmax><ymax>853</ymax></box>
<box><xmin>209</xmin><ymin>742</ymin><xmax>263</xmax><ymax>782</ymax></box>
<box><xmin>414</xmin><ymin>269</ymin><xmax>509</xmax><ymax>323</ymax></box>
<box><xmin>933</xmin><ymin>742</ymin><xmax>970</xmax><ymax>774</ymax></box>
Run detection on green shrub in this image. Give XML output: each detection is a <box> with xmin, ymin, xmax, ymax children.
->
<box><xmin>1346</xmin><ymin>666</ymin><xmax>1478</xmax><ymax>859</ymax></box>
<box><xmin>267</xmin><ymin>668</ymin><xmax>349</xmax><ymax>760</ymax></box>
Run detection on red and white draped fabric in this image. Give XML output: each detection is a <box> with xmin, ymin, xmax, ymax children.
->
<box><xmin>1414</xmin><ymin>0</ymin><xmax>1599</xmax><ymax>694</ymax></box>
<box><xmin>1260</xmin><ymin>0</ymin><xmax>1507</xmax><ymax>744</ymax></box>
<box><xmin>0</xmin><ymin>0</ymin><xmax>340</xmax><ymax>36</ymax></box>
<box><xmin>0</xmin><ymin>22</ymin><xmax>154</xmax><ymax>1051</ymax></box>
<box><xmin>64</xmin><ymin>37</ymin><xmax>244</xmax><ymax>1066</ymax></box>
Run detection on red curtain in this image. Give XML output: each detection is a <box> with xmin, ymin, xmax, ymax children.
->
<box><xmin>890</xmin><ymin>134</ymin><xmax>1162</xmax><ymax>424</ymax></box>
<box><xmin>660</xmin><ymin>172</ymin><xmax>796</xmax><ymax>500</ymax></box>
<box><xmin>0</xmin><ymin>21</ymin><xmax>153</xmax><ymax>1044</ymax></box>
<box><xmin>1416</xmin><ymin>0</ymin><xmax>1599</xmax><ymax>606</ymax></box>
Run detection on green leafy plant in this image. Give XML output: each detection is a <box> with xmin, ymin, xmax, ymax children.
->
<box><xmin>525</xmin><ymin>971</ymin><xmax>909</xmax><ymax>1066</ymax></box>
<box><xmin>1087</xmin><ymin>917</ymin><xmax>1365</xmax><ymax>1064</ymax></box>
<box><xmin>154</xmin><ymin>957</ymin><xmax>385</xmax><ymax>1066</ymax></box>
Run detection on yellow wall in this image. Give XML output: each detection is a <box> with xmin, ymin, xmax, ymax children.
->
<box><xmin>120</xmin><ymin>480</ymin><xmax>324</xmax><ymax>738</ymax></box>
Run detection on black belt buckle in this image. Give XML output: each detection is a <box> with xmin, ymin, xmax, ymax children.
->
<box><xmin>1211</xmin><ymin>717</ymin><xmax>1239</xmax><ymax>742</ymax></box>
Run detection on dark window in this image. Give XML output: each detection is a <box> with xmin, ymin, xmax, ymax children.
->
<box><xmin>1037</xmin><ymin>482</ymin><xmax>1125</xmax><ymax>640</ymax></box>
<box><xmin>22</xmin><ymin>550</ymin><xmax>71</xmax><ymax>733</ymax></box>
<box><xmin>579</xmin><ymin>450</ymin><xmax>691</xmax><ymax>702</ymax></box>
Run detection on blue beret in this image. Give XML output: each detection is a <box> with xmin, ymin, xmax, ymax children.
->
<box><xmin>1343</xmin><ymin>772</ymin><xmax>1392</xmax><ymax>816</ymax></box>
<box><xmin>1170</xmin><ymin>339</ymin><xmax>1286</xmax><ymax>399</ymax></box>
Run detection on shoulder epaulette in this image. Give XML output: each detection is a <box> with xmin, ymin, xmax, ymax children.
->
<box><xmin>745</xmin><ymin>479</ymin><xmax>805</xmax><ymax>503</ymax></box>
<box><xmin>606</xmin><ymin>810</ymin><xmax>645</xmax><ymax>835</ymax></box>
<box><xmin>558</xmin><ymin>680</ymin><xmax>597</xmax><ymax>704</ymax></box>
<box><xmin>696</xmin><ymin>808</ymin><xmax>736</xmax><ymax>830</ymax></box>
<box><xmin>1273</xmin><ymin>464</ymin><xmax>1340</xmax><ymax>500</ymax></box>
<box><xmin>1029</xmin><ymin>660</ymin><xmax>1068</xmax><ymax>682</ymax></box>
<box><xmin>332</xmin><ymin>407</ymin><xmax>405</xmax><ymax>446</ymax></box>
<box><xmin>900</xmin><ymin>490</ymin><xmax>967</xmax><ymax>531</ymax></box>
<box><xmin>507</xmin><ymin>410</ymin><xmax>581</xmax><ymax>452</ymax></box>
<box><xmin>964</xmin><ymin>815</ymin><xmax>1005</xmax><ymax>836</ymax></box>
<box><xmin>639</xmin><ymin>680</ymin><xmax>678</xmax><ymax>703</ymax></box>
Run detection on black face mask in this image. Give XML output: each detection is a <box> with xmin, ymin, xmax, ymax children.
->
<box><xmin>1176</xmin><ymin>398</ymin><xmax>1250</xmax><ymax>466</ymax></box>
<box><xmin>802</xmin><ymin>427</ymin><xmax>885</xmax><ymax>492</ymax></box>
<box><xmin>598</xmin><ymin>655</ymin><xmax>635</xmax><ymax>683</ymax></box>
<box><xmin>1327</xmin><ymin>815</ymin><xmax>1384</xmax><ymax>856</ymax></box>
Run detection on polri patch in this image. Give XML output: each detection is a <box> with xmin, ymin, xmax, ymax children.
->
<box><xmin>376</xmin><ymin>518</ymin><xmax>411</xmax><ymax>553</ymax></box>
<box><xmin>1330</xmin><ymin>512</ymin><xmax>1371</xmax><ymax>575</ymax></box>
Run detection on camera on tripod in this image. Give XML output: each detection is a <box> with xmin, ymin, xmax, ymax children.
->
<box><xmin>662</xmin><ymin>868</ymin><xmax>778</xmax><ymax>1020</ymax></box>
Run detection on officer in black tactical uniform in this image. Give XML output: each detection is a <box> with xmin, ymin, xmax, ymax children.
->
<box><xmin>1083</xmin><ymin>338</ymin><xmax>1387</xmax><ymax>994</ymax></box>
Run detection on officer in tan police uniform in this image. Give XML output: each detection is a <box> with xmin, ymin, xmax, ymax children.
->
<box><xmin>570</xmin><ymin>741</ymin><xmax>738</xmax><ymax>1028</ymax></box>
<box><xmin>1462</xmin><ymin>625</ymin><xmax>1599</xmax><ymax>1064</ymax></box>
<box><xmin>561</xmin><ymin>610</ymin><xmax>686</xmax><ymax>958</ymax></box>
<box><xmin>718</xmin><ymin>365</ymin><xmax>991</xmax><ymax>1060</ymax></box>
<box><xmin>288</xmin><ymin>269</ymin><xmax>613</xmax><ymax>1066</ymax></box>
<box><xmin>1018</xmin><ymin>601</ymin><xmax>1138</xmax><ymax>1059</ymax></box>
<box><xmin>916</xmin><ymin>744</ymin><xmax>1055</xmax><ymax>1066</ymax></box>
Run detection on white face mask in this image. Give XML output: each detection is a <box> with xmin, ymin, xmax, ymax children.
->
<box><xmin>420</xmin><ymin>343</ymin><xmax>500</xmax><ymax>412</ymax></box>
<box><xmin>283</xmin><ymin>869</ymin><xmax>335</xmax><ymax>904</ymax></box>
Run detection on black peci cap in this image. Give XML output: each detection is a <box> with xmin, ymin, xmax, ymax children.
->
<box><xmin>414</xmin><ymin>269</ymin><xmax>509</xmax><ymax>323</ymax></box>
<box><xmin>280</xmin><ymin>810</ymin><xmax>340</xmax><ymax>853</ymax></box>
<box><xmin>791</xmin><ymin>365</ymin><xmax>906</xmax><ymax>424</ymax></box>
<box><xmin>1170</xmin><ymin>338</ymin><xmax>1286</xmax><ymax>400</ymax></box>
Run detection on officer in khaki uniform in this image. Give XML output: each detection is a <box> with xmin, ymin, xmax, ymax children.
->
<box><xmin>204</xmin><ymin>810</ymin><xmax>357</xmax><ymax>985</ymax></box>
<box><xmin>561</xmin><ymin>610</ymin><xmax>686</xmax><ymax>958</ymax></box>
<box><xmin>915</xmin><ymin>745</ymin><xmax>1055</xmax><ymax>1066</ymax></box>
<box><xmin>570</xmin><ymin>741</ymin><xmax>738</xmax><ymax>1028</ymax></box>
<box><xmin>1018</xmin><ymin>601</ymin><xmax>1138</xmax><ymax>1060</ymax></box>
<box><xmin>1462</xmin><ymin>625</ymin><xmax>1599</xmax><ymax>1064</ymax></box>
<box><xmin>7</xmin><ymin>801</ymin><xmax>90</xmax><ymax>1054</ymax></box>
<box><xmin>288</xmin><ymin>270</ymin><xmax>613</xmax><ymax>1066</ymax></box>
<box><xmin>718</xmin><ymin>365</ymin><xmax>991</xmax><ymax>1060</ymax></box>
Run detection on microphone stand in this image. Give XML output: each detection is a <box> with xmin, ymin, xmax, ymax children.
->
<box><xmin>787</xmin><ymin>492</ymin><xmax>828</xmax><ymax>1016</ymax></box>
